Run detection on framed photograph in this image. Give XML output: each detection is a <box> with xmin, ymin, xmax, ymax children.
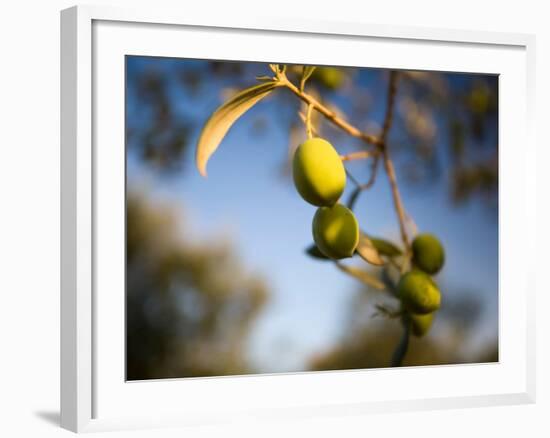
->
<box><xmin>61</xmin><ymin>5</ymin><xmax>536</xmax><ymax>433</ymax></box>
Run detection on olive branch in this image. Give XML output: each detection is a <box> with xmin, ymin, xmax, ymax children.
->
<box><xmin>195</xmin><ymin>63</ymin><xmax>441</xmax><ymax>367</ymax></box>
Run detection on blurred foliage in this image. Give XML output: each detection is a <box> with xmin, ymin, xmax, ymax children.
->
<box><xmin>396</xmin><ymin>72</ymin><xmax>498</xmax><ymax>210</ymax></box>
<box><xmin>127</xmin><ymin>192</ymin><xmax>269</xmax><ymax>380</ymax></box>
<box><xmin>127</xmin><ymin>71</ymin><xmax>191</xmax><ymax>171</ymax></box>
<box><xmin>310</xmin><ymin>66</ymin><xmax>347</xmax><ymax>90</ymax></box>
<box><xmin>308</xmin><ymin>283</ymin><xmax>497</xmax><ymax>370</ymax></box>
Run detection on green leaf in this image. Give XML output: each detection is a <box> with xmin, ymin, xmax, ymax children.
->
<box><xmin>196</xmin><ymin>81</ymin><xmax>279</xmax><ymax>176</ymax></box>
<box><xmin>335</xmin><ymin>263</ymin><xmax>385</xmax><ymax>290</ymax></box>
<box><xmin>369</xmin><ymin>237</ymin><xmax>403</xmax><ymax>257</ymax></box>
<box><xmin>305</xmin><ymin>244</ymin><xmax>330</xmax><ymax>260</ymax></box>
<box><xmin>355</xmin><ymin>232</ymin><xmax>385</xmax><ymax>266</ymax></box>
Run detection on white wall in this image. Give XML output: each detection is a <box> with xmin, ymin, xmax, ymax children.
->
<box><xmin>0</xmin><ymin>1</ymin><xmax>546</xmax><ymax>436</ymax></box>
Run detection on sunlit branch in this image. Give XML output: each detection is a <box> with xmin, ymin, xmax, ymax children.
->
<box><xmin>340</xmin><ymin>150</ymin><xmax>375</xmax><ymax>162</ymax></box>
<box><xmin>380</xmin><ymin>71</ymin><xmax>410</xmax><ymax>250</ymax></box>
<box><xmin>277</xmin><ymin>72</ymin><xmax>383</xmax><ymax>148</ymax></box>
<box><xmin>276</xmin><ymin>66</ymin><xmax>413</xmax><ymax>367</ymax></box>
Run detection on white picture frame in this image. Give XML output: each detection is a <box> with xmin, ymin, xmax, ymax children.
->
<box><xmin>60</xmin><ymin>4</ymin><xmax>536</xmax><ymax>433</ymax></box>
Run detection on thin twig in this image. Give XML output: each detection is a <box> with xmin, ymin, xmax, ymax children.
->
<box><xmin>278</xmin><ymin>73</ymin><xmax>383</xmax><ymax>148</ymax></box>
<box><xmin>405</xmin><ymin>213</ymin><xmax>418</xmax><ymax>237</ymax></box>
<box><xmin>382</xmin><ymin>157</ymin><xmax>409</xmax><ymax>248</ymax></box>
<box><xmin>305</xmin><ymin>104</ymin><xmax>314</xmax><ymax>139</ymax></box>
<box><xmin>381</xmin><ymin>72</ymin><xmax>399</xmax><ymax>140</ymax></box>
<box><xmin>340</xmin><ymin>150</ymin><xmax>374</xmax><ymax>162</ymax></box>
<box><xmin>345</xmin><ymin>153</ymin><xmax>380</xmax><ymax>210</ymax></box>
<box><xmin>380</xmin><ymin>72</ymin><xmax>410</xmax><ymax>249</ymax></box>
<box><xmin>364</xmin><ymin>155</ymin><xmax>380</xmax><ymax>190</ymax></box>
<box><xmin>298</xmin><ymin>111</ymin><xmax>319</xmax><ymax>137</ymax></box>
<box><xmin>345</xmin><ymin>156</ymin><xmax>379</xmax><ymax>189</ymax></box>
<box><xmin>345</xmin><ymin>169</ymin><xmax>361</xmax><ymax>187</ymax></box>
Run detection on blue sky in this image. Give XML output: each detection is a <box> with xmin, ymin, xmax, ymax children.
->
<box><xmin>126</xmin><ymin>57</ymin><xmax>498</xmax><ymax>372</ymax></box>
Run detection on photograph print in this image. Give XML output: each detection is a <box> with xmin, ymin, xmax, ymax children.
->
<box><xmin>126</xmin><ymin>58</ymin><xmax>498</xmax><ymax>380</ymax></box>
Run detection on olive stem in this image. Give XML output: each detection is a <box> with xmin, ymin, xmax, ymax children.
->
<box><xmin>277</xmin><ymin>73</ymin><xmax>383</xmax><ymax>148</ymax></box>
<box><xmin>298</xmin><ymin>111</ymin><xmax>319</xmax><ymax>137</ymax></box>
<box><xmin>391</xmin><ymin>320</ymin><xmax>410</xmax><ymax>367</ymax></box>
<box><xmin>340</xmin><ymin>150</ymin><xmax>374</xmax><ymax>162</ymax></box>
<box><xmin>305</xmin><ymin>103</ymin><xmax>314</xmax><ymax>139</ymax></box>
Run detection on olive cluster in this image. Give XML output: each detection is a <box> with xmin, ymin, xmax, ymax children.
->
<box><xmin>398</xmin><ymin>234</ymin><xmax>445</xmax><ymax>337</ymax></box>
<box><xmin>292</xmin><ymin>137</ymin><xmax>445</xmax><ymax>338</ymax></box>
<box><xmin>292</xmin><ymin>138</ymin><xmax>359</xmax><ymax>259</ymax></box>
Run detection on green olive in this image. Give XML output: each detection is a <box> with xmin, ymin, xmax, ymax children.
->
<box><xmin>397</xmin><ymin>270</ymin><xmax>441</xmax><ymax>314</ymax></box>
<box><xmin>313</xmin><ymin>67</ymin><xmax>345</xmax><ymax>90</ymax></box>
<box><xmin>468</xmin><ymin>87</ymin><xmax>491</xmax><ymax>114</ymax></box>
<box><xmin>312</xmin><ymin>204</ymin><xmax>359</xmax><ymax>259</ymax></box>
<box><xmin>292</xmin><ymin>138</ymin><xmax>346</xmax><ymax>207</ymax></box>
<box><xmin>412</xmin><ymin>233</ymin><xmax>445</xmax><ymax>275</ymax></box>
<box><xmin>407</xmin><ymin>312</ymin><xmax>435</xmax><ymax>337</ymax></box>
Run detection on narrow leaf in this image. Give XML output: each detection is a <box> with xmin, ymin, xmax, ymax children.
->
<box><xmin>196</xmin><ymin>81</ymin><xmax>278</xmax><ymax>176</ymax></box>
<box><xmin>305</xmin><ymin>244</ymin><xmax>330</xmax><ymax>260</ymax></box>
<box><xmin>369</xmin><ymin>237</ymin><xmax>403</xmax><ymax>257</ymax></box>
<box><xmin>335</xmin><ymin>263</ymin><xmax>385</xmax><ymax>290</ymax></box>
<box><xmin>356</xmin><ymin>232</ymin><xmax>385</xmax><ymax>266</ymax></box>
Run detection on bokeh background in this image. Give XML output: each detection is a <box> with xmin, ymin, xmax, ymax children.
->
<box><xmin>125</xmin><ymin>57</ymin><xmax>498</xmax><ymax>380</ymax></box>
